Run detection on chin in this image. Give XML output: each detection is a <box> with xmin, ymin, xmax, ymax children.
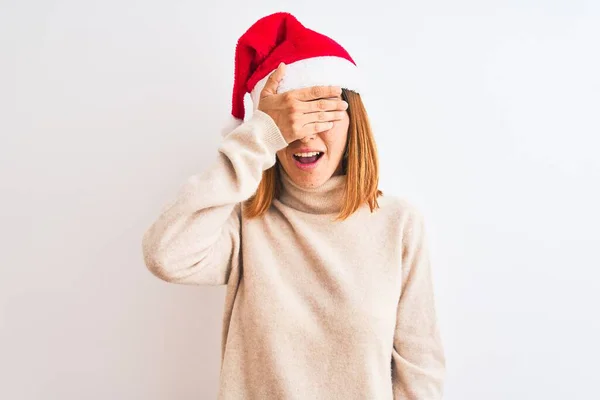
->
<box><xmin>294</xmin><ymin>169</ymin><xmax>334</xmax><ymax>188</ymax></box>
<box><xmin>279</xmin><ymin>155</ymin><xmax>339</xmax><ymax>187</ymax></box>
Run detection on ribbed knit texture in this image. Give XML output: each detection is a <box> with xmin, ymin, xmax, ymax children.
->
<box><xmin>142</xmin><ymin>110</ymin><xmax>445</xmax><ymax>399</ymax></box>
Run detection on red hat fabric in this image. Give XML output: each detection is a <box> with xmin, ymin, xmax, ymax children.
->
<box><xmin>222</xmin><ymin>12</ymin><xmax>364</xmax><ymax>136</ymax></box>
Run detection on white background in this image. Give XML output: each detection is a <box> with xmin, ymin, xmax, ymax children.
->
<box><xmin>2</xmin><ymin>1</ymin><xmax>599</xmax><ymax>399</ymax></box>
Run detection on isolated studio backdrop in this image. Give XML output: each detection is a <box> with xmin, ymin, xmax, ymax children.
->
<box><xmin>1</xmin><ymin>1</ymin><xmax>599</xmax><ymax>399</ymax></box>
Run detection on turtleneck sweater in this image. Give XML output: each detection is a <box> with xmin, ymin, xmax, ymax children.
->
<box><xmin>277</xmin><ymin>162</ymin><xmax>346</xmax><ymax>214</ymax></box>
<box><xmin>141</xmin><ymin>110</ymin><xmax>445</xmax><ymax>400</ymax></box>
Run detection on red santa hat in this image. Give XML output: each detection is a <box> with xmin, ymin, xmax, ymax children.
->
<box><xmin>222</xmin><ymin>12</ymin><xmax>364</xmax><ymax>136</ymax></box>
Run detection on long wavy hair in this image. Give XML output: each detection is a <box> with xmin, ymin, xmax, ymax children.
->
<box><xmin>243</xmin><ymin>89</ymin><xmax>382</xmax><ymax>221</ymax></box>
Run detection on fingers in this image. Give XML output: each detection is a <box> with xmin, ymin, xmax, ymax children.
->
<box><xmin>294</xmin><ymin>85</ymin><xmax>342</xmax><ymax>101</ymax></box>
<box><xmin>296</xmin><ymin>98</ymin><xmax>348</xmax><ymax>113</ymax></box>
<box><xmin>261</xmin><ymin>62</ymin><xmax>286</xmax><ymax>97</ymax></box>
<box><xmin>300</xmin><ymin>110</ymin><xmax>346</xmax><ymax>126</ymax></box>
<box><xmin>295</xmin><ymin>93</ymin><xmax>347</xmax><ymax>137</ymax></box>
<box><xmin>301</xmin><ymin>121</ymin><xmax>335</xmax><ymax>135</ymax></box>
<box><xmin>297</xmin><ymin>110</ymin><xmax>345</xmax><ymax>136</ymax></box>
<box><xmin>258</xmin><ymin>81</ymin><xmax>345</xmax><ymax>143</ymax></box>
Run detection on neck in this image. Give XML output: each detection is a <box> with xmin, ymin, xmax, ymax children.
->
<box><xmin>276</xmin><ymin>164</ymin><xmax>346</xmax><ymax>215</ymax></box>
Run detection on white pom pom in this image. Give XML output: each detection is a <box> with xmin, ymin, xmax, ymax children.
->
<box><xmin>221</xmin><ymin>116</ymin><xmax>244</xmax><ymax>138</ymax></box>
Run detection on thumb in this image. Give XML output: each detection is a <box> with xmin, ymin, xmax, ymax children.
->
<box><xmin>260</xmin><ymin>62</ymin><xmax>286</xmax><ymax>98</ymax></box>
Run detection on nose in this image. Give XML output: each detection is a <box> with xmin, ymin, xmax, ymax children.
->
<box><xmin>299</xmin><ymin>134</ymin><xmax>316</xmax><ymax>143</ymax></box>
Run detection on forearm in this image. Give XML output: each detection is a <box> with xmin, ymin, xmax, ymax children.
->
<box><xmin>141</xmin><ymin>111</ymin><xmax>287</xmax><ymax>284</ymax></box>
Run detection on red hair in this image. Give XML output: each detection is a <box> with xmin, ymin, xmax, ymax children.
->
<box><xmin>243</xmin><ymin>89</ymin><xmax>382</xmax><ymax>221</ymax></box>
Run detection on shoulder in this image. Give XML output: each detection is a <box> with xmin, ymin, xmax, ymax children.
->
<box><xmin>375</xmin><ymin>193</ymin><xmax>428</xmax><ymax>242</ymax></box>
<box><xmin>376</xmin><ymin>193</ymin><xmax>426</xmax><ymax>223</ymax></box>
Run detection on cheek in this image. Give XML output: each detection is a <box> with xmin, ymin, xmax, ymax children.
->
<box><xmin>321</xmin><ymin>119</ymin><xmax>349</xmax><ymax>155</ymax></box>
<box><xmin>276</xmin><ymin>149</ymin><xmax>288</xmax><ymax>161</ymax></box>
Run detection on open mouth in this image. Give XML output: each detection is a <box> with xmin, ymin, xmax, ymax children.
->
<box><xmin>293</xmin><ymin>152</ymin><xmax>324</xmax><ymax>164</ymax></box>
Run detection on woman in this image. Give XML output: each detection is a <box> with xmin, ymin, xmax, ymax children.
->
<box><xmin>142</xmin><ymin>12</ymin><xmax>445</xmax><ymax>400</ymax></box>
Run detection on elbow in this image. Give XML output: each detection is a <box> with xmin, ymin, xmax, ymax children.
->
<box><xmin>141</xmin><ymin>230</ymin><xmax>178</xmax><ymax>283</ymax></box>
<box><xmin>141</xmin><ymin>230</ymin><xmax>217</xmax><ymax>285</ymax></box>
<box><xmin>142</xmin><ymin>253</ymin><xmax>170</xmax><ymax>284</ymax></box>
<box><xmin>143</xmin><ymin>251</ymin><xmax>175</xmax><ymax>283</ymax></box>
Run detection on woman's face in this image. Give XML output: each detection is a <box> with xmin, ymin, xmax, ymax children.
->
<box><xmin>276</xmin><ymin>101</ymin><xmax>349</xmax><ymax>189</ymax></box>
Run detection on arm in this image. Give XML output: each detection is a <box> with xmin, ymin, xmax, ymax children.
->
<box><xmin>392</xmin><ymin>207</ymin><xmax>446</xmax><ymax>399</ymax></box>
<box><xmin>141</xmin><ymin>110</ymin><xmax>288</xmax><ymax>285</ymax></box>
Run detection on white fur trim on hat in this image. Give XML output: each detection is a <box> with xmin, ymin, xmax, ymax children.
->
<box><xmin>249</xmin><ymin>56</ymin><xmax>364</xmax><ymax>110</ymax></box>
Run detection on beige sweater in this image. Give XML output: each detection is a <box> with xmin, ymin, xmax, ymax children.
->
<box><xmin>141</xmin><ymin>110</ymin><xmax>445</xmax><ymax>399</ymax></box>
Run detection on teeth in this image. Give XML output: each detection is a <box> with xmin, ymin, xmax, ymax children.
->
<box><xmin>294</xmin><ymin>151</ymin><xmax>321</xmax><ymax>157</ymax></box>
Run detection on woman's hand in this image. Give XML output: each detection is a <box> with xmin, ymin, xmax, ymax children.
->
<box><xmin>257</xmin><ymin>62</ymin><xmax>349</xmax><ymax>144</ymax></box>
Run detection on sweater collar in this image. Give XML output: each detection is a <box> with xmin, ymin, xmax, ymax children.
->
<box><xmin>276</xmin><ymin>164</ymin><xmax>346</xmax><ymax>215</ymax></box>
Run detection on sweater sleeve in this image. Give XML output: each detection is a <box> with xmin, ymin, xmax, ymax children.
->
<box><xmin>141</xmin><ymin>110</ymin><xmax>288</xmax><ymax>285</ymax></box>
<box><xmin>391</xmin><ymin>206</ymin><xmax>446</xmax><ymax>399</ymax></box>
